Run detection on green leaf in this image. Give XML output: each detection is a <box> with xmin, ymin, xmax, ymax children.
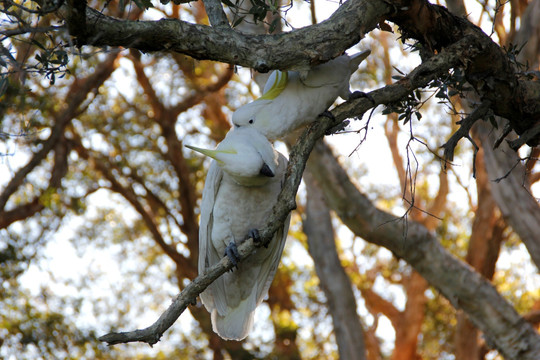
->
<box><xmin>435</xmin><ymin>89</ymin><xmax>447</xmax><ymax>99</ymax></box>
<box><xmin>31</xmin><ymin>39</ymin><xmax>46</xmax><ymax>50</ymax></box>
<box><xmin>269</xmin><ymin>18</ymin><xmax>280</xmax><ymax>33</ymax></box>
<box><xmin>232</xmin><ymin>16</ymin><xmax>245</xmax><ymax>27</ymax></box>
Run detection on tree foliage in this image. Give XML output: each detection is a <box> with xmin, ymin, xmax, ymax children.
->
<box><xmin>1</xmin><ymin>0</ymin><xmax>539</xmax><ymax>359</ymax></box>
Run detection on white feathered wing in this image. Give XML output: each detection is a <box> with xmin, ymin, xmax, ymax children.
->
<box><xmin>197</xmin><ymin>132</ymin><xmax>290</xmax><ymax>340</ymax></box>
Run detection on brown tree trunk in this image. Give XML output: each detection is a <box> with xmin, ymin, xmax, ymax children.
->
<box><xmin>303</xmin><ymin>161</ymin><xmax>368</xmax><ymax>360</ymax></box>
<box><xmin>472</xmin><ymin>120</ymin><xmax>540</xmax><ymax>271</ymax></box>
<box><xmin>455</xmin><ymin>143</ymin><xmax>504</xmax><ymax>360</ymax></box>
<box><xmin>392</xmin><ymin>272</ymin><xmax>427</xmax><ymax>360</ymax></box>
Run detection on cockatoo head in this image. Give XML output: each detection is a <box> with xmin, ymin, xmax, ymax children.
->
<box><xmin>186</xmin><ymin>127</ymin><xmax>279</xmax><ymax>186</ymax></box>
<box><xmin>231</xmin><ymin>100</ymin><xmax>274</xmax><ymax>137</ymax></box>
<box><xmin>231</xmin><ymin>70</ymin><xmax>288</xmax><ymax>141</ymax></box>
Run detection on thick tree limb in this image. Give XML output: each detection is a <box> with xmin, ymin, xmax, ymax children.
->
<box><xmin>473</xmin><ymin>120</ymin><xmax>540</xmax><ymax>271</ymax></box>
<box><xmin>56</xmin><ymin>0</ymin><xmax>540</xmax><ymax>145</ymax></box>
<box><xmin>387</xmin><ymin>0</ymin><xmax>540</xmax><ymax>146</ymax></box>
<box><xmin>63</xmin><ymin>0</ymin><xmax>389</xmax><ymax>72</ymax></box>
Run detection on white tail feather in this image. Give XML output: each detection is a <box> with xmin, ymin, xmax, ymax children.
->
<box><xmin>211</xmin><ymin>293</ymin><xmax>257</xmax><ymax>341</ymax></box>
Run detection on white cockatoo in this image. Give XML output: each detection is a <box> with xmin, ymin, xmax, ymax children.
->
<box><xmin>232</xmin><ymin>50</ymin><xmax>371</xmax><ymax>141</ymax></box>
<box><xmin>186</xmin><ymin>127</ymin><xmax>290</xmax><ymax>341</ymax></box>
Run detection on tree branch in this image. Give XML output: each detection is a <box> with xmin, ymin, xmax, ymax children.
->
<box><xmin>62</xmin><ymin>0</ymin><xmax>388</xmax><ymax>72</ymax></box>
<box><xmin>441</xmin><ymin>100</ymin><xmax>491</xmax><ymax>164</ymax></box>
<box><xmin>0</xmin><ymin>25</ymin><xmax>65</xmax><ymax>37</ymax></box>
<box><xmin>387</xmin><ymin>0</ymin><xmax>540</xmax><ymax>146</ymax></box>
<box><xmin>202</xmin><ymin>0</ymin><xmax>230</xmax><ymax>29</ymax></box>
<box><xmin>303</xmin><ymin>169</ymin><xmax>367</xmax><ymax>360</ymax></box>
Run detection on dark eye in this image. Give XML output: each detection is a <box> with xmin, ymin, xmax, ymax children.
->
<box><xmin>248</xmin><ymin>119</ymin><xmax>254</xmax><ymax>124</ymax></box>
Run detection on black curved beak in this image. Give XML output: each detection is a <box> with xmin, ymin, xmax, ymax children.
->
<box><xmin>259</xmin><ymin>163</ymin><xmax>275</xmax><ymax>177</ymax></box>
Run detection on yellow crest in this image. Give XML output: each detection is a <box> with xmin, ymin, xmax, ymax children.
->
<box><xmin>258</xmin><ymin>70</ymin><xmax>288</xmax><ymax>100</ymax></box>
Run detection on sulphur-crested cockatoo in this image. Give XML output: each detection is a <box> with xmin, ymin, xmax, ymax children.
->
<box><xmin>232</xmin><ymin>50</ymin><xmax>371</xmax><ymax>140</ymax></box>
<box><xmin>186</xmin><ymin>127</ymin><xmax>290</xmax><ymax>341</ymax></box>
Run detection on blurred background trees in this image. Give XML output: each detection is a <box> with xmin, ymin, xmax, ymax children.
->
<box><xmin>1</xmin><ymin>0</ymin><xmax>539</xmax><ymax>359</ymax></box>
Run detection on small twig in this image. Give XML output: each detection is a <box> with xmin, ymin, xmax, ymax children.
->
<box><xmin>492</xmin><ymin>156</ymin><xmax>526</xmax><ymax>183</ymax></box>
<box><xmin>441</xmin><ymin>100</ymin><xmax>491</xmax><ymax>167</ymax></box>
<box><xmin>506</xmin><ymin>123</ymin><xmax>540</xmax><ymax>151</ymax></box>
<box><xmin>99</xmin><ymin>245</ymin><xmax>242</xmax><ymax>346</ymax></box>
<box><xmin>467</xmin><ymin>134</ymin><xmax>479</xmax><ymax>178</ymax></box>
<box><xmin>0</xmin><ymin>25</ymin><xmax>65</xmax><ymax>37</ymax></box>
<box><xmin>347</xmin><ymin>107</ymin><xmax>377</xmax><ymax>157</ymax></box>
<box><xmin>493</xmin><ymin>121</ymin><xmax>512</xmax><ymax>149</ymax></box>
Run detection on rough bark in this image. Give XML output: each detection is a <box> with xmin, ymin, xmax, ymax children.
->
<box><xmin>464</xmin><ymin>0</ymin><xmax>540</xmax><ymax>272</ymax></box>
<box><xmin>303</xmin><ymin>167</ymin><xmax>367</xmax><ymax>360</ymax></box>
<box><xmin>63</xmin><ymin>0</ymin><xmax>388</xmax><ymax>72</ymax></box>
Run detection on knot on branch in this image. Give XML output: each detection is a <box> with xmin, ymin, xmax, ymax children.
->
<box><xmin>254</xmin><ymin>60</ymin><xmax>270</xmax><ymax>73</ymax></box>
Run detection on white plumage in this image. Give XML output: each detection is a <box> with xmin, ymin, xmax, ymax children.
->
<box><xmin>186</xmin><ymin>127</ymin><xmax>290</xmax><ymax>340</ymax></box>
<box><xmin>232</xmin><ymin>50</ymin><xmax>371</xmax><ymax>140</ymax></box>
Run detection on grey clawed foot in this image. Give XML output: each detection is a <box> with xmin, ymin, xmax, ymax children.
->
<box><xmin>224</xmin><ymin>241</ymin><xmax>240</xmax><ymax>269</ymax></box>
<box><xmin>349</xmin><ymin>90</ymin><xmax>375</xmax><ymax>104</ymax></box>
<box><xmin>319</xmin><ymin>110</ymin><xmax>336</xmax><ymax>121</ymax></box>
<box><xmin>249</xmin><ymin>228</ymin><xmax>267</xmax><ymax>248</ymax></box>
